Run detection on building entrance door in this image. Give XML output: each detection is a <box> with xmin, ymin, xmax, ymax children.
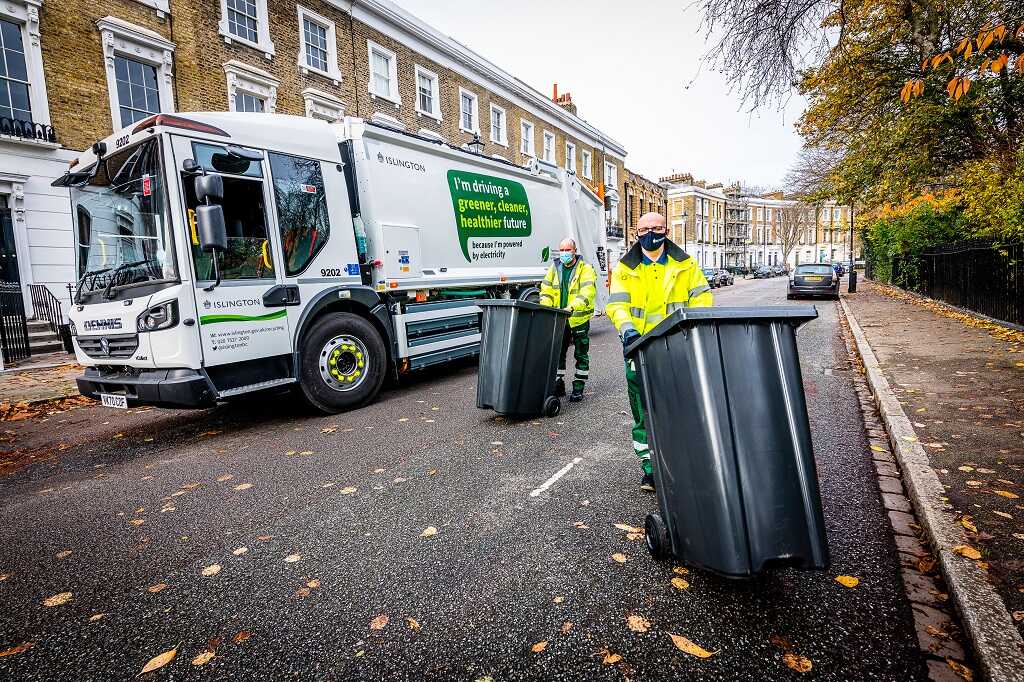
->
<box><xmin>0</xmin><ymin>197</ymin><xmax>20</xmax><ymax>283</ymax></box>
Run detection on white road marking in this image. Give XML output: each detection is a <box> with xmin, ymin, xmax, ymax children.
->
<box><xmin>530</xmin><ymin>457</ymin><xmax>583</xmax><ymax>498</ymax></box>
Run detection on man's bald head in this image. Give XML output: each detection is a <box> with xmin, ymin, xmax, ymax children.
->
<box><xmin>637</xmin><ymin>212</ymin><xmax>666</xmax><ymax>231</ymax></box>
<box><xmin>559</xmin><ymin>237</ymin><xmax>577</xmax><ymax>252</ymax></box>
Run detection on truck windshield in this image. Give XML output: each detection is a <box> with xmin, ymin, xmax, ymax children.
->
<box><xmin>71</xmin><ymin>138</ymin><xmax>177</xmax><ymax>301</ymax></box>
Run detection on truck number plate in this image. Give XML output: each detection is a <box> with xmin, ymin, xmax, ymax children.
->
<box><xmin>100</xmin><ymin>393</ymin><xmax>128</xmax><ymax>410</ymax></box>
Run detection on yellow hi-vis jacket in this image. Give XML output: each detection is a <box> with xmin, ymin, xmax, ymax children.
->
<box><xmin>538</xmin><ymin>258</ymin><xmax>597</xmax><ymax>328</ymax></box>
<box><xmin>606</xmin><ymin>240</ymin><xmax>713</xmax><ymax>337</ymax></box>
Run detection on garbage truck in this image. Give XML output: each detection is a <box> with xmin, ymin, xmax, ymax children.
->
<box><xmin>54</xmin><ymin>113</ymin><xmax>607</xmax><ymax>413</ymax></box>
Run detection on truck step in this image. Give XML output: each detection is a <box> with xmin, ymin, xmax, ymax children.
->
<box><xmin>217</xmin><ymin>377</ymin><xmax>297</xmax><ymax>399</ymax></box>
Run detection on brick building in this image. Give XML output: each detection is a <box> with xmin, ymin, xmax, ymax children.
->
<box><xmin>0</xmin><ymin>0</ymin><xmax>626</xmax><ymax>317</ymax></box>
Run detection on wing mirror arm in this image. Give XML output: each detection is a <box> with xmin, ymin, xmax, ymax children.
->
<box><xmin>190</xmin><ymin>164</ymin><xmax>228</xmax><ymax>293</ymax></box>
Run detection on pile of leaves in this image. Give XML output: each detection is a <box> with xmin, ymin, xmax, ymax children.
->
<box><xmin>0</xmin><ymin>395</ymin><xmax>94</xmax><ymax>422</ymax></box>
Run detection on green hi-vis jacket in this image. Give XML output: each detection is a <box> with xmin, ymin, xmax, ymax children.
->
<box><xmin>538</xmin><ymin>258</ymin><xmax>598</xmax><ymax>328</ymax></box>
<box><xmin>606</xmin><ymin>240</ymin><xmax>713</xmax><ymax>337</ymax></box>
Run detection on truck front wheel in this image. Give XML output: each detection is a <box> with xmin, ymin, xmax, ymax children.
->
<box><xmin>298</xmin><ymin>313</ymin><xmax>387</xmax><ymax>413</ymax></box>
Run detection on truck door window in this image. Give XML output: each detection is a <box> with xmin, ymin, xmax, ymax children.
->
<box><xmin>268</xmin><ymin>153</ymin><xmax>330</xmax><ymax>276</ymax></box>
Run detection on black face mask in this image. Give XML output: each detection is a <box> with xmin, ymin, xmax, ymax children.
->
<box><xmin>639</xmin><ymin>231</ymin><xmax>666</xmax><ymax>251</ymax></box>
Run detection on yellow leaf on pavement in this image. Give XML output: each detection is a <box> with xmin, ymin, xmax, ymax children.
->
<box><xmin>233</xmin><ymin>483</ymin><xmax>253</xmax><ymax>491</ymax></box>
<box><xmin>614</xmin><ymin>523</ymin><xmax>642</xmax><ymax>533</ymax></box>
<box><xmin>553</xmin><ymin>596</ymin><xmax>565</xmax><ymax>604</ymax></box>
<box><xmin>626</xmin><ymin>614</ymin><xmax>650</xmax><ymax>632</ymax></box>
<box><xmin>958</xmin><ymin>466</ymin><xmax>974</xmax><ymax>472</ymax></box>
<box><xmin>140</xmin><ymin>645</ymin><xmax>178</xmax><ymax>674</ymax></box>
<box><xmin>55</xmin><ymin>550</ymin><xmax>72</xmax><ymax>560</ymax></box>
<box><xmin>531</xmin><ymin>640</ymin><xmax>548</xmax><ymax>653</ymax></box>
<box><xmin>339</xmin><ymin>486</ymin><xmax>357</xmax><ymax>495</ymax></box>
<box><xmin>42</xmin><ymin>591</ymin><xmax>72</xmax><ymax>607</ymax></box>
<box><xmin>306</xmin><ymin>579</ymin><xmax>320</xmax><ymax>588</ymax></box>
<box><xmin>283</xmin><ymin>554</ymin><xmax>301</xmax><ymax>563</ymax></box>
<box><xmin>953</xmin><ymin>545</ymin><xmax>981</xmax><ymax>560</ymax></box>
<box><xmin>369</xmin><ymin>614</ymin><xmax>389</xmax><ymax>630</ymax></box>
<box><xmin>946</xmin><ymin>657</ymin><xmax>974</xmax><ymax>681</ymax></box>
<box><xmin>994</xmin><ymin>490</ymin><xmax>1019</xmax><ymax>499</ymax></box>
<box><xmin>233</xmin><ymin>547</ymin><xmax>248</xmax><ymax>556</ymax></box>
<box><xmin>147</xmin><ymin>582</ymin><xmax>169</xmax><ymax>593</ymax></box>
<box><xmin>420</xmin><ymin>526</ymin><xmax>438</xmax><ymax>537</ymax></box>
<box><xmin>611</xmin><ymin>553</ymin><xmax>627</xmax><ymax>564</ymax></box>
<box><xmin>406</xmin><ymin>617</ymin><xmax>421</xmax><ymax>632</ymax></box>
<box><xmin>783</xmin><ymin>652</ymin><xmax>813</xmax><ymax>673</ymax></box>
<box><xmin>869</xmin><ymin>445</ymin><xmax>885</xmax><ymax>452</ymax></box>
<box><xmin>671</xmin><ymin>577</ymin><xmax>690</xmax><ymax>590</ymax></box>
<box><xmin>0</xmin><ymin>642</ymin><xmax>33</xmax><ymax>657</ymax></box>
<box><xmin>191</xmin><ymin>651</ymin><xmax>214</xmax><ymax>666</ymax></box>
<box><xmin>601</xmin><ymin>650</ymin><xmax>622</xmax><ymax>664</ymax></box>
<box><xmin>673</xmin><ymin>566</ymin><xmax>689</xmax><ymax>575</ymax></box>
<box><xmin>129</xmin><ymin>519</ymin><xmax>145</xmax><ymax>526</ymax></box>
<box><xmin>835</xmin><ymin>576</ymin><xmax>860</xmax><ymax>588</ymax></box>
<box><xmin>667</xmin><ymin>633</ymin><xmax>717</xmax><ymax>658</ymax></box>
<box><xmin>993</xmin><ymin>511</ymin><xmax>1012</xmax><ymax>520</ymax></box>
<box><xmin>233</xmin><ymin>631</ymin><xmax>251</xmax><ymax>644</ymax></box>
<box><xmin>216</xmin><ymin>474</ymin><xmax>233</xmax><ymax>482</ymax></box>
<box><xmin>961</xmin><ymin>516</ymin><xmax>978</xmax><ymax>533</ymax></box>
<box><xmin>88</xmin><ymin>613</ymin><xmax>106</xmax><ymax>622</ymax></box>
<box><xmin>201</xmin><ymin>564</ymin><xmax>221</xmax><ymax>577</ymax></box>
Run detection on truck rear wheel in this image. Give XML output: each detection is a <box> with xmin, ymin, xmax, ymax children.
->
<box><xmin>298</xmin><ymin>313</ymin><xmax>387</xmax><ymax>414</ymax></box>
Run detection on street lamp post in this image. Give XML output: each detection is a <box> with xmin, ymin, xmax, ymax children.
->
<box><xmin>682</xmin><ymin>211</ymin><xmax>688</xmax><ymax>254</ymax></box>
<box><xmin>848</xmin><ymin>204</ymin><xmax>858</xmax><ymax>293</ymax></box>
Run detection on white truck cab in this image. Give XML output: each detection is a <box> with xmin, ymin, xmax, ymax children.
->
<box><xmin>55</xmin><ymin>113</ymin><xmax>606</xmax><ymax>413</ymax></box>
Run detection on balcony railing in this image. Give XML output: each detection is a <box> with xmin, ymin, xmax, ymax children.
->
<box><xmin>606</xmin><ymin>225</ymin><xmax>624</xmax><ymax>239</ymax></box>
<box><xmin>0</xmin><ymin>116</ymin><xmax>57</xmax><ymax>144</ymax></box>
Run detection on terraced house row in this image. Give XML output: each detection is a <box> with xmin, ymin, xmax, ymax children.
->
<box><xmin>0</xmin><ymin>0</ymin><xmax>627</xmax><ymax>318</ymax></box>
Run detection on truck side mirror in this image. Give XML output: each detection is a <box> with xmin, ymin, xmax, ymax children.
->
<box><xmin>195</xmin><ymin>173</ymin><xmax>224</xmax><ymax>204</ymax></box>
<box><xmin>196</xmin><ymin>204</ymin><xmax>227</xmax><ymax>252</ymax></box>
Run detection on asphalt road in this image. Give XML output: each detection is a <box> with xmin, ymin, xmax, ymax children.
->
<box><xmin>0</xmin><ymin>276</ymin><xmax>927</xmax><ymax>680</ymax></box>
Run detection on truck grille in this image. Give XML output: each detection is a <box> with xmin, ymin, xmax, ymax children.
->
<box><xmin>77</xmin><ymin>334</ymin><xmax>139</xmax><ymax>359</ymax></box>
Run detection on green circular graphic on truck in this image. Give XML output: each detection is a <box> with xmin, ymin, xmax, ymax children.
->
<box><xmin>447</xmin><ymin>170</ymin><xmax>532</xmax><ymax>263</ymax></box>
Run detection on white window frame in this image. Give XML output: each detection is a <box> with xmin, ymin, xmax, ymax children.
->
<box><xmin>218</xmin><ymin>0</ymin><xmax>275</xmax><ymax>59</ymax></box>
<box><xmin>488</xmin><ymin>103</ymin><xmax>506</xmax><ymax>146</ymax></box>
<box><xmin>413</xmin><ymin>64</ymin><xmax>440</xmax><ymax>120</ymax></box>
<box><xmin>458</xmin><ymin>87</ymin><xmax>478</xmax><ymax>134</ymax></box>
<box><xmin>302</xmin><ymin>87</ymin><xmax>344</xmax><ymax>121</ymax></box>
<box><xmin>224</xmin><ymin>59</ymin><xmax>278</xmax><ymax>113</ymax></box>
<box><xmin>520</xmin><ymin>120</ymin><xmax>534</xmax><ymax>156</ymax></box>
<box><xmin>766</xmin><ymin>207</ymin><xmax>773</xmax><ymax>220</ymax></box>
<box><xmin>565</xmin><ymin>141</ymin><xmax>576</xmax><ymax>172</ymax></box>
<box><xmin>542</xmin><ymin>130</ymin><xmax>555</xmax><ymax>163</ymax></box>
<box><xmin>97</xmin><ymin>16</ymin><xmax>176</xmax><ymax>132</ymax></box>
<box><xmin>0</xmin><ymin>0</ymin><xmax>50</xmax><ymax>135</ymax></box>
<box><xmin>604</xmin><ymin>161</ymin><xmax>617</xmax><ymax>188</ymax></box>
<box><xmin>367</xmin><ymin>40</ymin><xmax>399</xmax><ymax>105</ymax></box>
<box><xmin>296</xmin><ymin>6</ymin><xmax>340</xmax><ymax>84</ymax></box>
<box><xmin>581</xmin><ymin>149</ymin><xmax>592</xmax><ymax>179</ymax></box>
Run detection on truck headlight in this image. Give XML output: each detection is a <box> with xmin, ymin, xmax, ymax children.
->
<box><xmin>137</xmin><ymin>301</ymin><xmax>178</xmax><ymax>333</ymax></box>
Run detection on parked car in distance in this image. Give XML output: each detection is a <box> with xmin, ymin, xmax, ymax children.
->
<box><xmin>753</xmin><ymin>266</ymin><xmax>773</xmax><ymax>278</ymax></box>
<box><xmin>717</xmin><ymin>269</ymin><xmax>734</xmax><ymax>286</ymax></box>
<box><xmin>772</xmin><ymin>264</ymin><xmax>786</xmax><ymax>277</ymax></box>
<box><xmin>702</xmin><ymin>267</ymin><xmax>723</xmax><ymax>288</ymax></box>
<box><xmin>788</xmin><ymin>263</ymin><xmax>840</xmax><ymax>299</ymax></box>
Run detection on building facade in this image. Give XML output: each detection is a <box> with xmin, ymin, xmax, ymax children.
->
<box><xmin>0</xmin><ymin>0</ymin><xmax>627</xmax><ymax>319</ymax></box>
<box><xmin>662</xmin><ymin>173</ymin><xmax>728</xmax><ymax>269</ymax></box>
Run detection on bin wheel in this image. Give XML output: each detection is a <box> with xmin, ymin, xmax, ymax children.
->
<box><xmin>544</xmin><ymin>396</ymin><xmax>561</xmax><ymax>417</ymax></box>
<box><xmin>645</xmin><ymin>513</ymin><xmax>670</xmax><ymax>560</ymax></box>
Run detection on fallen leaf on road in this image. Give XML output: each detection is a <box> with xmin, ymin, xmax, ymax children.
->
<box><xmin>233</xmin><ymin>631</ymin><xmax>251</xmax><ymax>644</ymax></box>
<box><xmin>322</xmin><ymin>482</ymin><xmax>336</xmax><ymax>488</ymax></box>
<box><xmin>283</xmin><ymin>554</ymin><xmax>301</xmax><ymax>563</ymax></box>
<box><xmin>216</xmin><ymin>474</ymin><xmax>233</xmax><ymax>482</ymax></box>
<box><xmin>671</xmin><ymin>577</ymin><xmax>690</xmax><ymax>590</ymax></box>
<box><xmin>614</xmin><ymin>523</ymin><xmax>642</xmax><ymax>533</ymax></box>
<box><xmin>140</xmin><ymin>645</ymin><xmax>178</xmax><ymax>674</ymax></box>
<box><xmin>561</xmin><ymin>621</ymin><xmax>573</xmax><ymax>633</ymax></box>
<box><xmin>953</xmin><ymin>545</ymin><xmax>981</xmax><ymax>560</ymax></box>
<box><xmin>673</xmin><ymin>566</ymin><xmax>689</xmax><ymax>575</ymax></box>
<box><xmin>406</xmin><ymin>617</ymin><xmax>421</xmax><ymax>632</ymax></box>
<box><xmin>531</xmin><ymin>641</ymin><xmax>548</xmax><ymax>653</ymax></box>
<box><xmin>0</xmin><ymin>573</ymin><xmax>10</xmax><ymax>581</ymax></box>
<box><xmin>201</xmin><ymin>564</ymin><xmax>221</xmax><ymax>577</ymax></box>
<box><xmin>573</xmin><ymin>522</ymin><xmax>588</xmax><ymax>529</ymax></box>
<box><xmin>257</xmin><ymin>535</ymin><xmax>272</xmax><ymax>541</ymax></box>
<box><xmin>232</xmin><ymin>547</ymin><xmax>248</xmax><ymax>556</ymax></box>
<box><xmin>626</xmin><ymin>614</ymin><xmax>650</xmax><ymax>632</ymax></box>
<box><xmin>553</xmin><ymin>596</ymin><xmax>565</xmax><ymax>604</ymax></box>
<box><xmin>626</xmin><ymin>532</ymin><xmax>644</xmax><ymax>541</ymax></box>
<box><xmin>147</xmin><ymin>583</ymin><xmax>168</xmax><ymax>593</ymax></box>
<box><xmin>129</xmin><ymin>519</ymin><xmax>145</xmax><ymax>526</ymax></box>
<box><xmin>340</xmin><ymin>486</ymin><xmax>357</xmax><ymax>495</ymax></box>
<box><xmin>294</xmin><ymin>587</ymin><xmax>311</xmax><ymax>598</ymax></box>
<box><xmin>926</xmin><ymin>625</ymin><xmax>950</xmax><ymax>638</ymax></box>
<box><xmin>961</xmin><ymin>516</ymin><xmax>978</xmax><ymax>533</ymax></box>
<box><xmin>1012</xmin><ymin>611</ymin><xmax>1024</xmax><ymax>622</ymax></box>
<box><xmin>994</xmin><ymin>511</ymin><xmax>1013</xmax><ymax>520</ymax></box>
<box><xmin>601</xmin><ymin>649</ymin><xmax>622</xmax><ymax>664</ymax></box>
<box><xmin>55</xmin><ymin>550</ymin><xmax>71</xmax><ymax>560</ymax></box>
<box><xmin>958</xmin><ymin>466</ymin><xmax>974</xmax><ymax>472</ymax></box>
<box><xmin>233</xmin><ymin>483</ymin><xmax>253</xmax><ymax>491</ymax></box>
<box><xmin>869</xmin><ymin>445</ymin><xmax>885</xmax><ymax>452</ymax></box>
<box><xmin>307</xmin><ymin>580</ymin><xmax>320</xmax><ymax>588</ymax></box>
<box><xmin>370</xmin><ymin>614</ymin><xmax>389</xmax><ymax>630</ymax></box>
<box><xmin>191</xmin><ymin>651</ymin><xmax>214</xmax><ymax>666</ymax></box>
<box><xmin>611</xmin><ymin>553</ymin><xmax>627</xmax><ymax>564</ymax></box>
<box><xmin>420</xmin><ymin>526</ymin><xmax>438</xmax><ymax>537</ymax></box>
<box><xmin>88</xmin><ymin>613</ymin><xmax>106</xmax><ymax>622</ymax></box>
<box><xmin>322</xmin><ymin>426</ymin><xmax>337</xmax><ymax>433</ymax></box>
<box><xmin>835</xmin><ymin>575</ymin><xmax>860</xmax><ymax>588</ymax></box>
<box><xmin>0</xmin><ymin>642</ymin><xmax>33</xmax><ymax>657</ymax></box>
<box><xmin>965</xmin><ymin>481</ymin><xmax>984</xmax><ymax>487</ymax></box>
<box><xmin>42</xmin><ymin>592</ymin><xmax>72</xmax><ymax>607</ymax></box>
<box><xmin>770</xmin><ymin>634</ymin><xmax>793</xmax><ymax>650</ymax></box>
<box><xmin>994</xmin><ymin>490</ymin><xmax>1019</xmax><ymax>499</ymax></box>
<box><xmin>976</xmin><ymin>468</ymin><xmax>995</xmax><ymax>474</ymax></box>
<box><xmin>917</xmin><ymin>557</ymin><xmax>936</xmax><ymax>573</ymax></box>
<box><xmin>946</xmin><ymin>657</ymin><xmax>973</xmax><ymax>680</ymax></box>
<box><xmin>667</xmin><ymin>633</ymin><xmax>717</xmax><ymax>658</ymax></box>
<box><xmin>783</xmin><ymin>652</ymin><xmax>813</xmax><ymax>673</ymax></box>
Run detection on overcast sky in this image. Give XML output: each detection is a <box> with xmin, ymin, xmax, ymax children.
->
<box><xmin>394</xmin><ymin>0</ymin><xmax>807</xmax><ymax>189</ymax></box>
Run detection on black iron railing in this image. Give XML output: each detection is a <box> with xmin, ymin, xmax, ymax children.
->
<box><xmin>0</xmin><ymin>116</ymin><xmax>57</xmax><ymax>144</ymax></box>
<box><xmin>606</xmin><ymin>226</ymin><xmax>624</xmax><ymax>239</ymax></box>
<box><xmin>0</xmin><ymin>281</ymin><xmax>30</xmax><ymax>364</ymax></box>
<box><xmin>28</xmin><ymin>283</ymin><xmax>63</xmax><ymax>334</ymax></box>
<box><xmin>920</xmin><ymin>240</ymin><xmax>1023</xmax><ymax>327</ymax></box>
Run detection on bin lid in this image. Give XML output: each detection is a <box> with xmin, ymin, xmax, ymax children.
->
<box><xmin>477</xmin><ymin>299</ymin><xmax>571</xmax><ymax>316</ymax></box>
<box><xmin>625</xmin><ymin>305</ymin><xmax>818</xmax><ymax>357</ymax></box>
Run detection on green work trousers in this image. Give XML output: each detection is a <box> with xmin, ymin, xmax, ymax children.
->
<box><xmin>557</xmin><ymin>322</ymin><xmax>590</xmax><ymax>392</ymax></box>
<box><xmin>625</xmin><ymin>359</ymin><xmax>651</xmax><ymax>474</ymax></box>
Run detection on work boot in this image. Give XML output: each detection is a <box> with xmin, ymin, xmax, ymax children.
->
<box><xmin>569</xmin><ymin>386</ymin><xmax>584</xmax><ymax>402</ymax></box>
<box><xmin>554</xmin><ymin>378</ymin><xmax>566</xmax><ymax>397</ymax></box>
<box><xmin>640</xmin><ymin>472</ymin><xmax>656</xmax><ymax>492</ymax></box>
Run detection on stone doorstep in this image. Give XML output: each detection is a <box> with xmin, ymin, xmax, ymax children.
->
<box><xmin>840</xmin><ymin>296</ymin><xmax>1024</xmax><ymax>682</ymax></box>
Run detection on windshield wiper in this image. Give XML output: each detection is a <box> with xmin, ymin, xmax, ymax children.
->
<box><xmin>103</xmin><ymin>260</ymin><xmax>149</xmax><ymax>299</ymax></box>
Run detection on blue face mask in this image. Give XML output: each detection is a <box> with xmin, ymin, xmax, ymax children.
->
<box><xmin>559</xmin><ymin>251</ymin><xmax>575</xmax><ymax>266</ymax></box>
<box><xmin>639</xmin><ymin>231</ymin><xmax>666</xmax><ymax>251</ymax></box>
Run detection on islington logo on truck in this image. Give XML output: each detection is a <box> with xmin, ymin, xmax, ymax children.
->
<box><xmin>447</xmin><ymin>170</ymin><xmax>532</xmax><ymax>262</ymax></box>
<box><xmin>377</xmin><ymin>151</ymin><xmax>426</xmax><ymax>172</ymax></box>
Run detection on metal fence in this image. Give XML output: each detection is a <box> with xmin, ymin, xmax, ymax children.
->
<box><xmin>0</xmin><ymin>281</ymin><xmax>30</xmax><ymax>364</ymax></box>
<box><xmin>919</xmin><ymin>241</ymin><xmax>1023</xmax><ymax>327</ymax></box>
<box><xmin>28</xmin><ymin>283</ymin><xmax>63</xmax><ymax>334</ymax></box>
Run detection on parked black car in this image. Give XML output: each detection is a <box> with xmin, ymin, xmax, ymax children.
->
<box><xmin>702</xmin><ymin>267</ymin><xmax>723</xmax><ymax>288</ymax></box>
<box><xmin>788</xmin><ymin>263</ymin><xmax>840</xmax><ymax>299</ymax></box>
<box><xmin>772</xmin><ymin>264</ymin><xmax>787</xmax><ymax>277</ymax></box>
<box><xmin>753</xmin><ymin>266</ymin><xmax>773</xmax><ymax>279</ymax></box>
<box><xmin>717</xmin><ymin>269</ymin><xmax>734</xmax><ymax>286</ymax></box>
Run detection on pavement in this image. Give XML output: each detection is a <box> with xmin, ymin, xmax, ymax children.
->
<box><xmin>843</xmin><ymin>281</ymin><xmax>1024</xmax><ymax>639</ymax></box>
<box><xmin>0</xmin><ymin>277</ymin><xmax>932</xmax><ymax>680</ymax></box>
<box><xmin>0</xmin><ymin>361</ymin><xmax>80</xmax><ymax>407</ymax></box>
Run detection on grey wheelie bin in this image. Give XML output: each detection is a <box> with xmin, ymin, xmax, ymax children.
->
<box><xmin>476</xmin><ymin>299</ymin><xmax>570</xmax><ymax>418</ymax></box>
<box><xmin>625</xmin><ymin>306</ymin><xmax>829</xmax><ymax>578</ymax></box>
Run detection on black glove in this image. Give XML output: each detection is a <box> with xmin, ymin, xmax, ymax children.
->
<box><xmin>621</xmin><ymin>329</ymin><xmax>641</xmax><ymax>357</ymax></box>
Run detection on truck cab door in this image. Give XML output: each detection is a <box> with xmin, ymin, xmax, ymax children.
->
<box><xmin>171</xmin><ymin>136</ymin><xmax>294</xmax><ymax>389</ymax></box>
